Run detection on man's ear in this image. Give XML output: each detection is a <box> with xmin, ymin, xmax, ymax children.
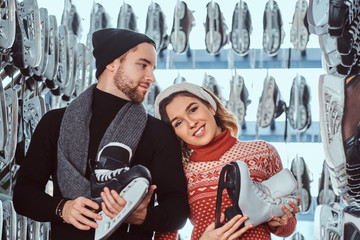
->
<box><xmin>105</xmin><ymin>58</ymin><xmax>119</xmax><ymax>72</ymax></box>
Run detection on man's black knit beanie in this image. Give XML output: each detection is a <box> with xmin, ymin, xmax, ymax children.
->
<box><xmin>92</xmin><ymin>28</ymin><xmax>156</xmax><ymax>79</ymax></box>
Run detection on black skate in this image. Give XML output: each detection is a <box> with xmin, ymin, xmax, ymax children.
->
<box><xmin>91</xmin><ymin>142</ymin><xmax>152</xmax><ymax>240</ymax></box>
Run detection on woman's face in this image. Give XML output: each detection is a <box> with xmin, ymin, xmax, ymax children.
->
<box><xmin>165</xmin><ymin>95</ymin><xmax>221</xmax><ymax>146</ymax></box>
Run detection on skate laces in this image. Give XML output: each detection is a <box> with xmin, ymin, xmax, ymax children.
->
<box><xmin>95</xmin><ymin>167</ymin><xmax>129</xmax><ymax>182</ymax></box>
<box><xmin>252</xmin><ymin>181</ymin><xmax>282</xmax><ymax>204</ymax></box>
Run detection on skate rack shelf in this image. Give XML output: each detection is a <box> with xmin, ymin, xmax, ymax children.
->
<box><xmin>157</xmin><ymin>48</ymin><xmax>322</xmax><ymax>70</ymax></box>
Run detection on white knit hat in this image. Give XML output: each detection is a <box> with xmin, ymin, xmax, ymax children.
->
<box><xmin>154</xmin><ymin>82</ymin><xmax>217</xmax><ymax>119</ymax></box>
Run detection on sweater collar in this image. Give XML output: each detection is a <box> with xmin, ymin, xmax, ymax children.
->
<box><xmin>187</xmin><ymin>129</ymin><xmax>237</xmax><ymax>162</ymax></box>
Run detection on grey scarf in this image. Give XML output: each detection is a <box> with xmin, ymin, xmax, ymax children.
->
<box><xmin>57</xmin><ymin>84</ymin><xmax>148</xmax><ymax>199</ymax></box>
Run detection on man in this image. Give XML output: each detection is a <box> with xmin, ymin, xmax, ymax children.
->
<box><xmin>13</xmin><ymin>28</ymin><xmax>189</xmax><ymax>239</ymax></box>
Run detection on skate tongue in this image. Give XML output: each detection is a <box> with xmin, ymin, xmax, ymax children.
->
<box><xmin>95</xmin><ymin>168</ymin><xmax>129</xmax><ymax>182</ymax></box>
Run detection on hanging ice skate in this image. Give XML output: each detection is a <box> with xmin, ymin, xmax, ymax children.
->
<box><xmin>0</xmin><ymin>0</ymin><xmax>16</xmax><ymax>54</ymax></box>
<box><xmin>92</xmin><ymin>142</ymin><xmax>152</xmax><ymax>240</ymax></box>
<box><xmin>61</xmin><ymin>33</ymin><xmax>77</xmax><ymax>102</ymax></box>
<box><xmin>287</xmin><ymin>74</ymin><xmax>312</xmax><ymax>132</ymax></box>
<box><xmin>317</xmin><ymin>160</ymin><xmax>338</xmax><ymax>205</ymax></box>
<box><xmin>256</xmin><ymin>72</ymin><xmax>286</xmax><ymax>128</ymax></box>
<box><xmin>170</xmin><ymin>1</ymin><xmax>195</xmax><ymax>54</ymax></box>
<box><xmin>314</xmin><ymin>202</ymin><xmax>360</xmax><ymax>240</ymax></box>
<box><xmin>230</xmin><ymin>0</ymin><xmax>252</xmax><ymax>56</ymax></box>
<box><xmin>32</xmin><ymin>8</ymin><xmax>50</xmax><ymax>82</ymax></box>
<box><xmin>202</xmin><ymin>73</ymin><xmax>224</xmax><ymax>103</ymax></box>
<box><xmin>0</xmin><ymin>81</ymin><xmax>7</xmax><ymax>163</ymax></box>
<box><xmin>290</xmin><ymin>0</ymin><xmax>310</xmax><ymax>52</ymax></box>
<box><xmin>11</xmin><ymin>0</ymin><xmax>41</xmax><ymax>74</ymax></box>
<box><xmin>215</xmin><ymin>160</ymin><xmax>298</xmax><ymax>228</ymax></box>
<box><xmin>117</xmin><ymin>2</ymin><xmax>137</xmax><ymax>31</ymax></box>
<box><xmin>226</xmin><ymin>70</ymin><xmax>250</xmax><ymax>126</ymax></box>
<box><xmin>144</xmin><ymin>82</ymin><xmax>160</xmax><ymax>116</ymax></box>
<box><xmin>318</xmin><ymin>74</ymin><xmax>348</xmax><ymax>197</ymax></box>
<box><xmin>262</xmin><ymin>0</ymin><xmax>285</xmax><ymax>57</ymax></box>
<box><xmin>16</xmin><ymin>213</ymin><xmax>27</xmax><ymax>240</ymax></box>
<box><xmin>2</xmin><ymin>200</ymin><xmax>16</xmax><ymax>239</ymax></box>
<box><xmin>0</xmin><ymin>88</ymin><xmax>18</xmax><ymax>168</ymax></box>
<box><xmin>73</xmin><ymin>43</ymin><xmax>87</xmax><ymax>97</ymax></box>
<box><xmin>205</xmin><ymin>1</ymin><xmax>228</xmax><ymax>55</ymax></box>
<box><xmin>173</xmin><ymin>73</ymin><xmax>186</xmax><ymax>84</ymax></box>
<box><xmin>290</xmin><ymin>155</ymin><xmax>311</xmax><ymax>212</ymax></box>
<box><xmin>145</xmin><ymin>2</ymin><xmax>169</xmax><ymax>54</ymax></box>
<box><xmin>61</xmin><ymin>0</ymin><xmax>82</xmax><ymax>40</ymax></box>
<box><xmin>307</xmin><ymin>0</ymin><xmax>329</xmax><ymax>36</ymax></box>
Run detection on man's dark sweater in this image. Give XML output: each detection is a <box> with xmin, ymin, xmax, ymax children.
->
<box><xmin>13</xmin><ymin>87</ymin><xmax>189</xmax><ymax>240</ymax></box>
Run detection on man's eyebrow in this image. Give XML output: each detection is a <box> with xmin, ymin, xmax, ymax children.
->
<box><xmin>139</xmin><ymin>58</ymin><xmax>156</xmax><ymax>70</ymax></box>
<box><xmin>169</xmin><ymin>102</ymin><xmax>196</xmax><ymax>124</ymax></box>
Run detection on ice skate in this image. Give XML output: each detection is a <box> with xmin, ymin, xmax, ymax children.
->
<box><xmin>55</xmin><ymin>24</ymin><xmax>70</xmax><ymax>89</ymax></box>
<box><xmin>317</xmin><ymin>160</ymin><xmax>338</xmax><ymax>205</ymax></box>
<box><xmin>73</xmin><ymin>42</ymin><xmax>87</xmax><ymax>97</ymax></box>
<box><xmin>144</xmin><ymin>82</ymin><xmax>160</xmax><ymax>116</ymax></box>
<box><xmin>205</xmin><ymin>1</ymin><xmax>228</xmax><ymax>54</ymax></box>
<box><xmin>2</xmin><ymin>200</ymin><xmax>16</xmax><ymax>239</ymax></box>
<box><xmin>256</xmin><ymin>74</ymin><xmax>286</xmax><ymax>128</ymax></box>
<box><xmin>290</xmin><ymin>155</ymin><xmax>311</xmax><ymax>212</ymax></box>
<box><xmin>92</xmin><ymin>142</ymin><xmax>152</xmax><ymax>240</ymax></box>
<box><xmin>202</xmin><ymin>73</ymin><xmax>223</xmax><ymax>102</ymax></box>
<box><xmin>0</xmin><ymin>0</ymin><xmax>16</xmax><ymax>52</ymax></box>
<box><xmin>61</xmin><ymin>33</ymin><xmax>77</xmax><ymax>102</ymax></box>
<box><xmin>318</xmin><ymin>74</ymin><xmax>348</xmax><ymax>196</ymax></box>
<box><xmin>226</xmin><ymin>71</ymin><xmax>250</xmax><ymax>126</ymax></box>
<box><xmin>307</xmin><ymin>0</ymin><xmax>329</xmax><ymax>36</ymax></box>
<box><xmin>145</xmin><ymin>2</ymin><xmax>168</xmax><ymax>54</ymax></box>
<box><xmin>287</xmin><ymin>74</ymin><xmax>311</xmax><ymax>132</ymax></box>
<box><xmin>170</xmin><ymin>1</ymin><xmax>194</xmax><ymax>54</ymax></box>
<box><xmin>16</xmin><ymin>214</ymin><xmax>27</xmax><ymax>240</ymax></box>
<box><xmin>262</xmin><ymin>0</ymin><xmax>285</xmax><ymax>57</ymax></box>
<box><xmin>117</xmin><ymin>3</ymin><xmax>137</xmax><ymax>31</ymax></box>
<box><xmin>290</xmin><ymin>0</ymin><xmax>310</xmax><ymax>51</ymax></box>
<box><xmin>215</xmin><ymin>160</ymin><xmax>298</xmax><ymax>228</ymax></box>
<box><xmin>230</xmin><ymin>0</ymin><xmax>252</xmax><ymax>56</ymax></box>
<box><xmin>315</xmin><ymin>202</ymin><xmax>360</xmax><ymax>240</ymax></box>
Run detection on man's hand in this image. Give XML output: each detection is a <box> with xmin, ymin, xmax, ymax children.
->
<box><xmin>62</xmin><ymin>197</ymin><xmax>102</xmax><ymax>230</ymax></box>
<box><xmin>101</xmin><ymin>185</ymin><xmax>157</xmax><ymax>225</ymax></box>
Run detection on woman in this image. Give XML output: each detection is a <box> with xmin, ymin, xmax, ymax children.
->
<box><xmin>154</xmin><ymin>82</ymin><xmax>300</xmax><ymax>240</ymax></box>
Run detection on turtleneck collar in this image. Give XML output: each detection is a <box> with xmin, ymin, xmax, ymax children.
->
<box><xmin>92</xmin><ymin>86</ymin><xmax>129</xmax><ymax>114</ymax></box>
<box><xmin>187</xmin><ymin>129</ymin><xmax>237</xmax><ymax>162</ymax></box>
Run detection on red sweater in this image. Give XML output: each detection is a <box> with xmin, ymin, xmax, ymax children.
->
<box><xmin>155</xmin><ymin>130</ymin><xmax>296</xmax><ymax>240</ymax></box>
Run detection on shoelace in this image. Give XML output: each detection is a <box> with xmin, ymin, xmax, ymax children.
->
<box><xmin>252</xmin><ymin>181</ymin><xmax>282</xmax><ymax>205</ymax></box>
<box><xmin>95</xmin><ymin>167</ymin><xmax>129</xmax><ymax>182</ymax></box>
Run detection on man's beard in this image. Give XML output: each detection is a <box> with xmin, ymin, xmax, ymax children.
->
<box><xmin>114</xmin><ymin>67</ymin><xmax>147</xmax><ymax>103</ymax></box>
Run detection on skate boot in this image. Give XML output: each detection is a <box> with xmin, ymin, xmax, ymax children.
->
<box><xmin>287</xmin><ymin>74</ymin><xmax>311</xmax><ymax>132</ymax></box>
<box><xmin>319</xmin><ymin>34</ymin><xmax>341</xmax><ymax>67</ymax></box>
<box><xmin>314</xmin><ymin>202</ymin><xmax>360</xmax><ymax>240</ymax></box>
<box><xmin>215</xmin><ymin>160</ymin><xmax>298</xmax><ymax>228</ymax></box>
<box><xmin>202</xmin><ymin>73</ymin><xmax>223</xmax><ymax>102</ymax></box>
<box><xmin>226</xmin><ymin>71</ymin><xmax>251</xmax><ymax>126</ymax></box>
<box><xmin>0</xmin><ymin>88</ymin><xmax>18</xmax><ymax>166</ymax></box>
<box><xmin>290</xmin><ymin>0</ymin><xmax>310</xmax><ymax>51</ymax></box>
<box><xmin>145</xmin><ymin>2</ymin><xmax>169</xmax><ymax>54</ymax></box>
<box><xmin>55</xmin><ymin>24</ymin><xmax>70</xmax><ymax>90</ymax></box>
<box><xmin>16</xmin><ymin>213</ymin><xmax>27</xmax><ymax>240</ymax></box>
<box><xmin>61</xmin><ymin>33</ymin><xmax>77</xmax><ymax>102</ymax></box>
<box><xmin>144</xmin><ymin>82</ymin><xmax>161</xmax><ymax>116</ymax></box>
<box><xmin>318</xmin><ymin>74</ymin><xmax>348</xmax><ymax>196</ymax></box>
<box><xmin>32</xmin><ymin>8</ymin><xmax>50</xmax><ymax>82</ymax></box>
<box><xmin>91</xmin><ymin>142</ymin><xmax>152</xmax><ymax>240</ymax></box>
<box><xmin>0</xmin><ymin>82</ymin><xmax>7</xmax><ymax>160</ymax></box>
<box><xmin>173</xmin><ymin>73</ymin><xmax>187</xmax><ymax>84</ymax></box>
<box><xmin>307</xmin><ymin>0</ymin><xmax>329</xmax><ymax>36</ymax></box>
<box><xmin>117</xmin><ymin>3</ymin><xmax>137</xmax><ymax>31</ymax></box>
<box><xmin>262</xmin><ymin>0</ymin><xmax>285</xmax><ymax>57</ymax></box>
<box><xmin>0</xmin><ymin>0</ymin><xmax>15</xmax><ymax>52</ymax></box>
<box><xmin>43</xmin><ymin>15</ymin><xmax>59</xmax><ymax>90</ymax></box>
<box><xmin>205</xmin><ymin>1</ymin><xmax>228</xmax><ymax>55</ymax></box>
<box><xmin>91</xmin><ymin>3</ymin><xmax>111</xmax><ymax>32</ymax></box>
<box><xmin>292</xmin><ymin>232</ymin><xmax>305</xmax><ymax>240</ymax></box>
<box><xmin>317</xmin><ymin>160</ymin><xmax>338</xmax><ymax>205</ymax></box>
<box><xmin>230</xmin><ymin>0</ymin><xmax>252</xmax><ymax>56</ymax></box>
<box><xmin>170</xmin><ymin>1</ymin><xmax>194</xmax><ymax>54</ymax></box>
<box><xmin>290</xmin><ymin>155</ymin><xmax>312</xmax><ymax>212</ymax></box>
<box><xmin>256</xmin><ymin>74</ymin><xmax>286</xmax><ymax>128</ymax></box>
<box><xmin>342</xmin><ymin>74</ymin><xmax>360</xmax><ymax>205</ymax></box>
<box><xmin>2</xmin><ymin>200</ymin><xmax>16</xmax><ymax>239</ymax></box>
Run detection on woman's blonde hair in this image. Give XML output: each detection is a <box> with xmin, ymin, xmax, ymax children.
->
<box><xmin>158</xmin><ymin>87</ymin><xmax>239</xmax><ymax>162</ymax></box>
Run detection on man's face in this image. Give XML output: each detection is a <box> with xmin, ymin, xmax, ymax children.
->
<box><xmin>114</xmin><ymin>42</ymin><xmax>157</xmax><ymax>103</ymax></box>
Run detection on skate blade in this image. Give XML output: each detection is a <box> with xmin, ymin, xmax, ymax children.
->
<box><xmin>94</xmin><ymin>177</ymin><xmax>150</xmax><ymax>240</ymax></box>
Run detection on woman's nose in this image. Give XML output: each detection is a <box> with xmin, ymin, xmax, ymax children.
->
<box><xmin>188</xmin><ymin>119</ymin><xmax>198</xmax><ymax>128</ymax></box>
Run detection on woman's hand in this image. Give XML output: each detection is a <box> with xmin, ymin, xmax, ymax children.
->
<box><xmin>62</xmin><ymin>197</ymin><xmax>102</xmax><ymax>230</ymax></box>
<box><xmin>199</xmin><ymin>214</ymin><xmax>253</xmax><ymax>240</ymax></box>
<box><xmin>267</xmin><ymin>196</ymin><xmax>301</xmax><ymax>230</ymax></box>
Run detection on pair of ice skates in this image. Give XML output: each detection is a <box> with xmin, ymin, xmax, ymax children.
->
<box><xmin>90</xmin><ymin>142</ymin><xmax>152</xmax><ymax>240</ymax></box>
<box><xmin>215</xmin><ymin>160</ymin><xmax>299</xmax><ymax>228</ymax></box>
